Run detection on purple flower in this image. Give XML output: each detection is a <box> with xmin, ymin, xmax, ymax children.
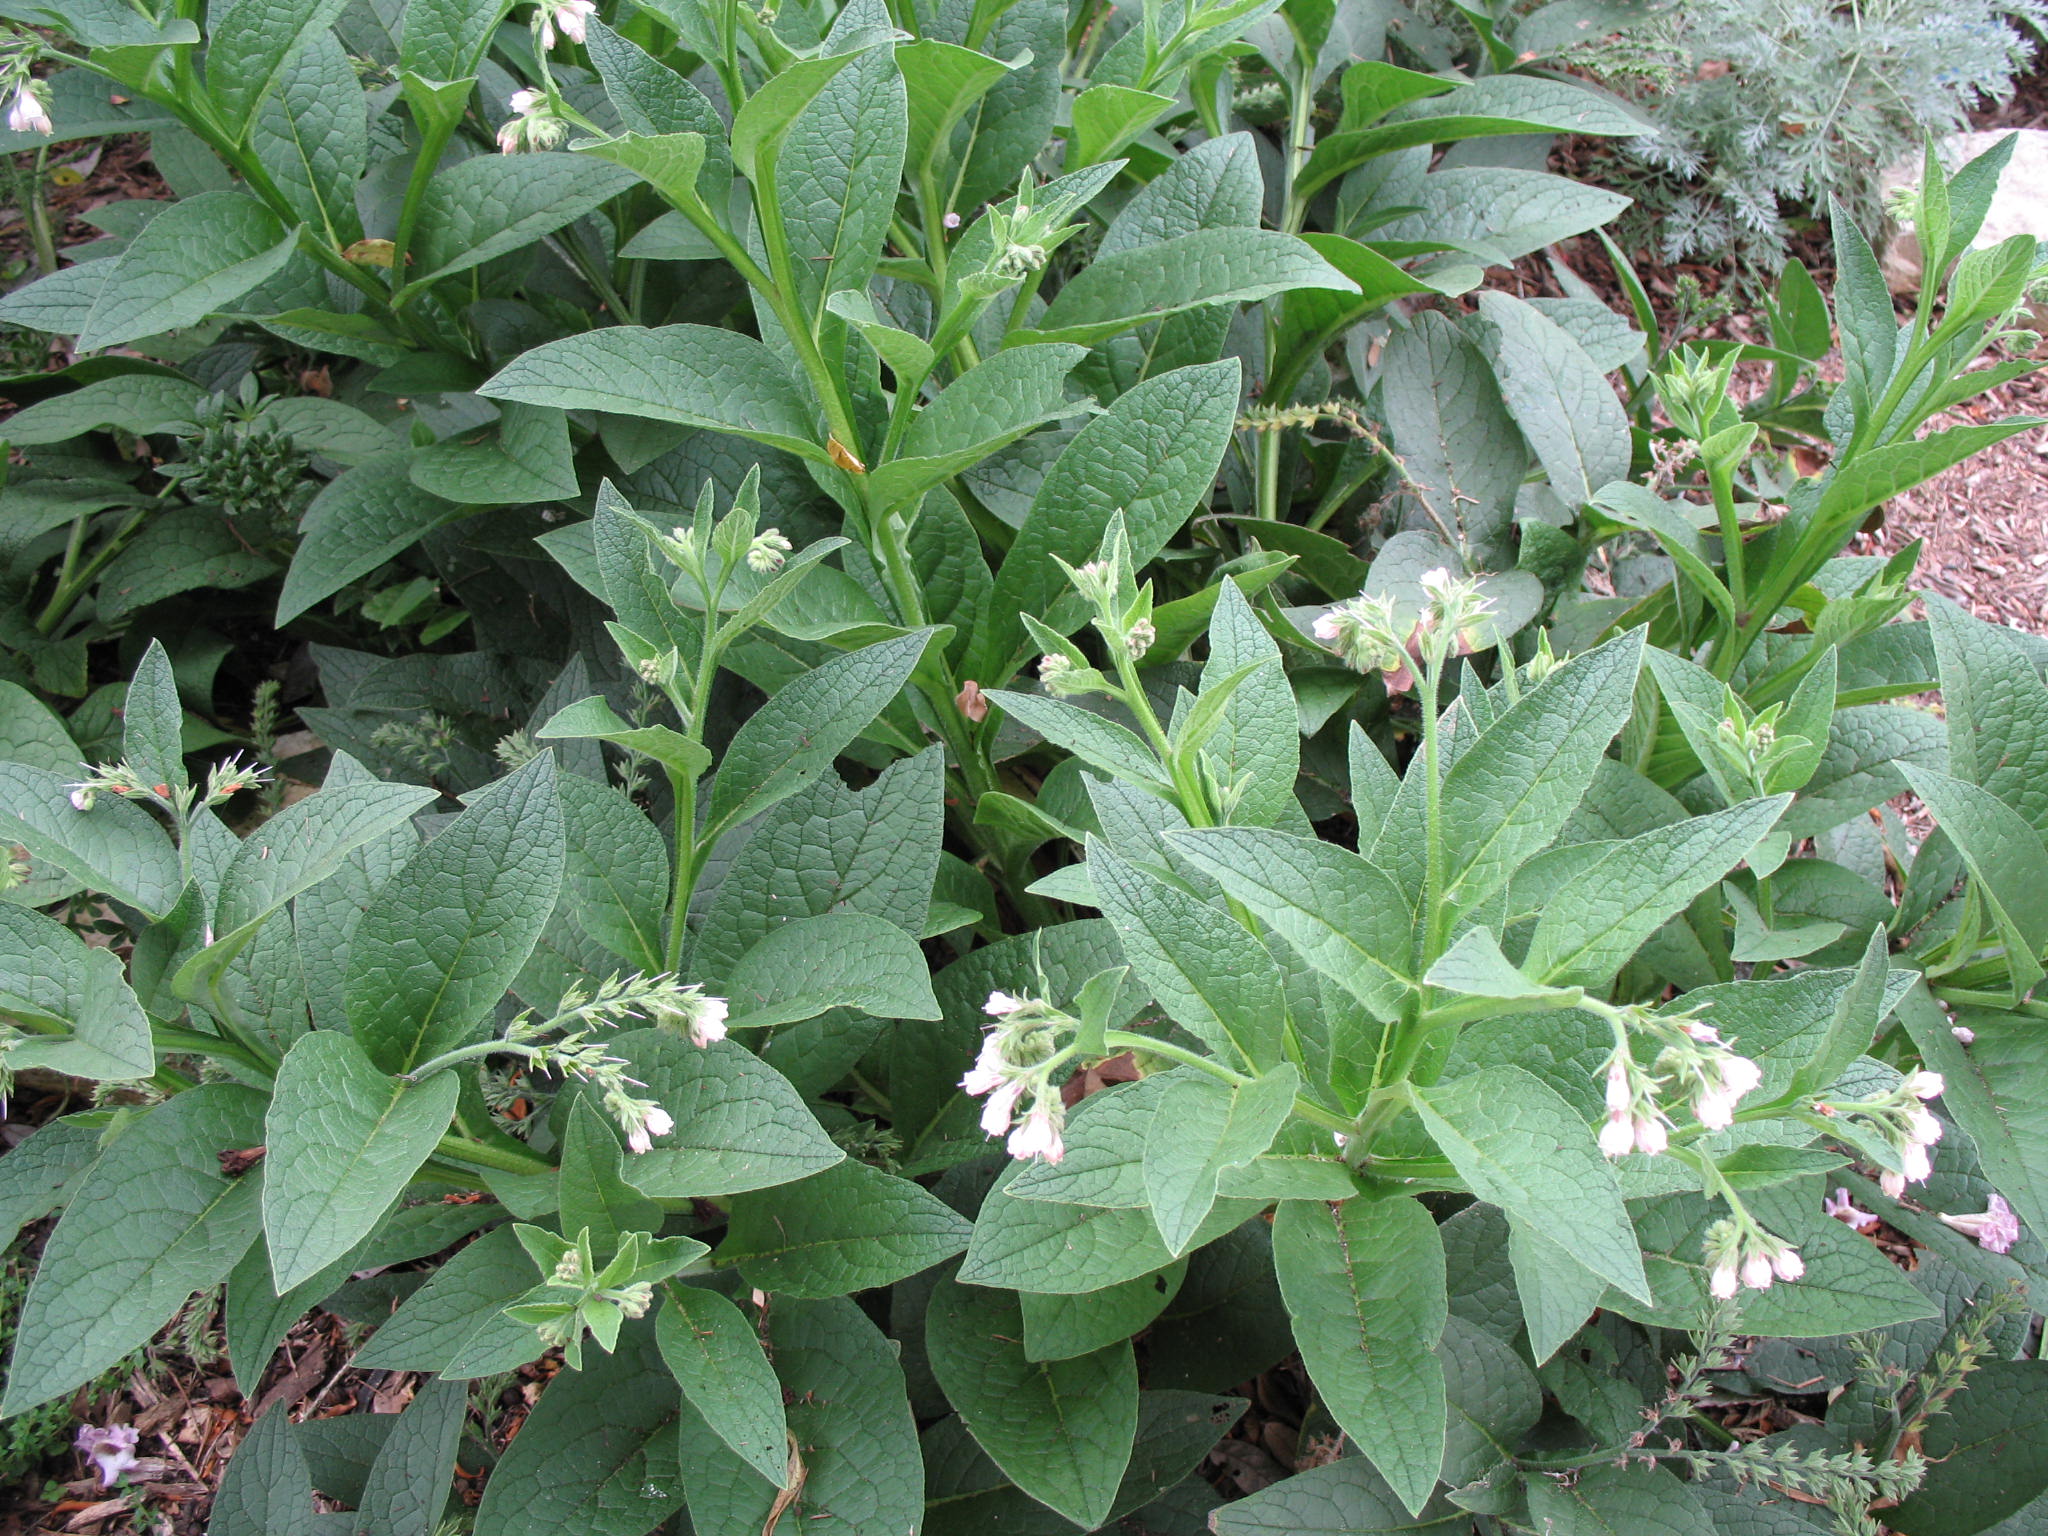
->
<box><xmin>1940</xmin><ymin>1193</ymin><xmax>2022</xmax><ymax>1254</ymax></box>
<box><xmin>1824</xmin><ymin>1187</ymin><xmax>1879</xmax><ymax>1232</ymax></box>
<box><xmin>75</xmin><ymin>1424</ymin><xmax>140</xmax><ymax>1488</ymax></box>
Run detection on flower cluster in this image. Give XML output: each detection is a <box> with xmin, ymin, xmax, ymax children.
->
<box><xmin>1594</xmin><ymin>1005</ymin><xmax>1763</xmax><ymax>1158</ymax></box>
<box><xmin>960</xmin><ymin>991</ymin><xmax>1074</xmax><ymax>1164</ymax></box>
<box><xmin>536</xmin><ymin>0</ymin><xmax>595</xmax><ymax>49</ymax></box>
<box><xmin>502</xmin><ymin>972</ymin><xmax>727</xmax><ymax>1151</ymax></box>
<box><xmin>498</xmin><ymin>88</ymin><xmax>568</xmax><ymax>153</ymax></box>
<box><xmin>745</xmin><ymin>529</ymin><xmax>793</xmax><ymax>573</ymax></box>
<box><xmin>1815</xmin><ymin>1069</ymin><xmax>1944</xmax><ymax>1198</ymax></box>
<box><xmin>1312</xmin><ymin>568</ymin><xmax>1496</xmax><ymax>693</ymax></box>
<box><xmin>505</xmin><ymin>1226</ymin><xmax>696</xmax><ymax>1369</ymax></box>
<box><xmin>67</xmin><ymin>754</ymin><xmax>269</xmax><ymax>816</ymax></box>
<box><xmin>1704</xmin><ymin>1213</ymin><xmax>1803</xmax><ymax>1299</ymax></box>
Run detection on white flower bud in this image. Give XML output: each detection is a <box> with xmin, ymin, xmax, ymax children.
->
<box><xmin>1598</xmin><ymin>1112</ymin><xmax>1635</xmax><ymax>1158</ymax></box>
<box><xmin>1709</xmin><ymin>1262</ymin><xmax>1739</xmax><ymax>1300</ymax></box>
<box><xmin>1740</xmin><ymin>1251</ymin><xmax>1775</xmax><ymax>1291</ymax></box>
<box><xmin>1771</xmin><ymin>1246</ymin><xmax>1804</xmax><ymax>1282</ymax></box>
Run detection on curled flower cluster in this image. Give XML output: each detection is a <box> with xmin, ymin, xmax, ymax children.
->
<box><xmin>960</xmin><ymin>991</ymin><xmax>1072</xmax><ymax>1164</ymax></box>
<box><xmin>745</xmin><ymin>529</ymin><xmax>793</xmax><ymax>573</ymax></box>
<box><xmin>498</xmin><ymin>87</ymin><xmax>567</xmax><ymax>153</ymax></box>
<box><xmin>67</xmin><ymin>755</ymin><xmax>270</xmax><ymax>819</ymax></box>
<box><xmin>1817</xmin><ymin>1069</ymin><xmax>1944</xmax><ymax>1198</ymax></box>
<box><xmin>1593</xmin><ymin>1007</ymin><xmax>1763</xmax><ymax>1158</ymax></box>
<box><xmin>1704</xmin><ymin>1214</ymin><xmax>1803</xmax><ymax>1300</ymax></box>
<box><xmin>1312</xmin><ymin>568</ymin><xmax>1496</xmax><ymax>694</ymax></box>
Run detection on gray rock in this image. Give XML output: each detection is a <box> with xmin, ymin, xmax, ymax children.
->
<box><xmin>1878</xmin><ymin>129</ymin><xmax>2048</xmax><ymax>338</ymax></box>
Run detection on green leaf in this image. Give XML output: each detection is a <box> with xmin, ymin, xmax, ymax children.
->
<box><xmin>670</xmin><ymin>1296</ymin><xmax>922</xmax><ymax>1533</ymax></box>
<box><xmin>117</xmin><ymin>637</ymin><xmax>185</xmax><ymax>795</ymax></box>
<box><xmin>549</xmin><ymin>771</ymin><xmax>669</xmax><ymax>972</ymax></box>
<box><xmin>899</xmin><ymin>38</ymin><xmax>1021</xmax><ymax>179</ymax></box>
<box><xmin>470</xmin><ymin>1319</ymin><xmax>685</xmax><ymax>1536</ymax></box>
<box><xmin>277</xmin><ymin>453</ymin><xmax>469</xmax><ymax>624</ymax></box>
<box><xmin>654</xmin><ymin>1285</ymin><xmax>789</xmax><ymax>1485</ymax></box>
<box><xmin>1889</xmin><ymin>1361</ymin><xmax>2048</xmax><ymax>1536</ymax></box>
<box><xmin>1814</xmin><ymin>418</ymin><xmax>2044</xmax><ymax>532</ymax></box>
<box><xmin>0</xmin><ymin>372</ymin><xmax>203</xmax><ymax>444</ymax></box>
<box><xmin>1926</xmin><ymin>594</ymin><xmax>2048</xmax><ymax>831</ymax></box>
<box><xmin>75</xmin><ymin>192</ymin><xmax>298</xmax><ymax>352</ymax></box>
<box><xmin>605</xmin><ymin>1027</ymin><xmax>844</xmax><ymax>1197</ymax></box>
<box><xmin>1412</xmin><ymin>1065</ymin><xmax>1649</xmax><ymax>1301</ymax></box>
<box><xmin>1899</xmin><ymin>988</ymin><xmax>2048</xmax><ymax>1242</ymax></box>
<box><xmin>708</xmin><ymin>629</ymin><xmax>935</xmax><ymax>833</ymax></box>
<box><xmin>574</xmin><ymin>129</ymin><xmax>708</xmax><ymax>211</ymax></box>
<box><xmin>960</xmin><ymin>1173</ymin><xmax>1263</xmax><ymax>1293</ymax></box>
<box><xmin>354</xmin><ymin>1377</ymin><xmax>467</xmax><ymax>1536</ymax></box>
<box><xmin>1472</xmin><ymin>291</ymin><xmax>1630</xmax><ymax>508</ymax></box>
<box><xmin>205</xmin><ymin>0</ymin><xmax>352</xmax><ymax>139</ymax></box>
<box><xmin>1018</xmin><ymin>1264</ymin><xmax>1185</xmax><ymax>1362</ymax></box>
<box><xmin>777</xmin><ymin>46</ymin><xmax>905</xmax><ymax>315</ymax></box>
<box><xmin>1169</xmin><ymin>827</ymin><xmax>1415</xmax><ymax>1021</ymax></box>
<box><xmin>558</xmin><ymin>1097</ymin><xmax>665</xmax><ymax>1259</ymax></box>
<box><xmin>352</xmin><ymin>1225</ymin><xmax>542</xmax><ymax>1377</ymax></box>
<box><xmin>1087</xmin><ymin>837</ymin><xmax>1287</xmax><ymax>1071</ymax></box>
<box><xmin>1412</xmin><ymin>629</ymin><xmax>1645</xmax><ymax>911</ymax></box>
<box><xmin>0</xmin><ymin>681</ymin><xmax>76</xmax><ymax>775</ymax></box>
<box><xmin>1273</xmin><ymin>1195</ymin><xmax>1448</xmax><ymax>1515</ymax></box>
<box><xmin>94</xmin><ymin>508</ymin><xmax>281</xmax><ymax>620</ymax></box>
<box><xmin>1</xmin><ymin>1085</ymin><xmax>266</xmax><ymax>1415</ymax></box>
<box><xmin>0</xmin><ymin>904</ymin><xmax>154</xmax><ymax>1080</ymax></box>
<box><xmin>207</xmin><ymin>1406</ymin><xmax>316</xmax><ymax>1536</ymax></box>
<box><xmin>1144</xmin><ymin>1067</ymin><xmax>1298</xmax><ymax>1256</ymax></box>
<box><xmin>728</xmin><ymin>50</ymin><xmax>861</xmax><ymax>180</ymax></box>
<box><xmin>0</xmin><ymin>260</ymin><xmax>112</xmax><ymax>336</ymax></box>
<box><xmin>0</xmin><ymin>762</ymin><xmax>180</xmax><ymax>917</ymax></box>
<box><xmin>926</xmin><ymin>1275</ymin><xmax>1138</xmax><ymax>1529</ymax></box>
<box><xmin>1524</xmin><ymin>1462</ymin><xmax>1717</xmax><ymax>1536</ymax></box>
<box><xmin>724</xmin><ymin>912</ymin><xmax>942</xmax><ymax>1028</ymax></box>
<box><xmin>403</xmin><ymin>152</ymin><xmax>638</xmax><ymax>290</ymax></box>
<box><xmin>249</xmin><ymin>31</ymin><xmax>366</xmax><ymax>241</ymax></box>
<box><xmin>1209</xmin><ymin>1456</ymin><xmax>1466</xmax><ymax>1533</ymax></box>
<box><xmin>1437</xmin><ymin>1313</ymin><xmax>1541</xmax><ymax>1487</ymax></box>
<box><xmin>536</xmin><ymin>695</ymin><xmax>711</xmax><ymax>786</ymax></box>
<box><xmin>480</xmin><ymin>326</ymin><xmax>820</xmax><ymax>460</ymax></box>
<box><xmin>1065</xmin><ymin>83</ymin><xmax>1173</xmax><ymax>167</ymax></box>
<box><xmin>0</xmin><ymin>1116</ymin><xmax>100</xmax><ymax>1246</ymax></box>
<box><xmin>345</xmin><ymin>752</ymin><xmax>565</xmax><ymax>1073</ymax></box>
<box><xmin>1509</xmin><ymin>1224</ymin><xmax>1607</xmax><ymax>1366</ymax></box>
<box><xmin>1027</xmin><ymin>230</ymin><xmax>1358</xmax><ymax>347</ymax></box>
<box><xmin>210</xmin><ymin>778</ymin><xmax>438</xmax><ymax>944</ymax></box>
<box><xmin>985</xmin><ymin>690</ymin><xmax>1168</xmax><ymax>788</ymax></box>
<box><xmin>1902</xmin><ymin>765</ymin><xmax>2048</xmax><ymax>1000</ymax></box>
<box><xmin>409</xmin><ymin>402</ymin><xmax>578</xmax><ymax>504</ymax></box>
<box><xmin>973</xmin><ymin>360</ymin><xmax>1239</xmax><ymax>681</ymax></box>
<box><xmin>400</xmin><ymin>0</ymin><xmax>510</xmax><ymax>77</ymax></box>
<box><xmin>263</xmin><ymin>1031</ymin><xmax>459</xmax><ymax>1289</ymax></box>
<box><xmin>868</xmin><ymin>344</ymin><xmax>1089</xmax><ymax>511</ymax></box>
<box><xmin>1199</xmin><ymin>578</ymin><xmax>1300</xmax><ymax>829</ymax></box>
<box><xmin>693</xmin><ymin>746</ymin><xmax>943</xmax><ymax>980</ymax></box>
<box><xmin>717</xmin><ymin>1159</ymin><xmax>971</xmax><ymax>1297</ymax></box>
<box><xmin>1523</xmin><ymin>797</ymin><xmax>1792</xmax><ymax>988</ymax></box>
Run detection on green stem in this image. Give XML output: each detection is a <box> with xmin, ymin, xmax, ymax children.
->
<box><xmin>1099</xmin><ymin>1030</ymin><xmax>1355</xmax><ymax>1136</ymax></box>
<box><xmin>23</xmin><ymin>145</ymin><xmax>58</xmax><ymax>276</ymax></box>
<box><xmin>391</xmin><ymin>107</ymin><xmax>461</xmax><ymax>289</ymax></box>
<box><xmin>153</xmin><ymin>1023</ymin><xmax>272</xmax><ymax>1077</ymax></box>
<box><xmin>432</xmin><ymin>1131</ymin><xmax>555</xmax><ymax>1176</ymax></box>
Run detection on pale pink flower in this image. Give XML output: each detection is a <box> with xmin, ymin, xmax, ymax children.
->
<box><xmin>7</xmin><ymin>82</ymin><xmax>53</xmax><ymax>137</ymax></box>
<box><xmin>1632</xmin><ymin>1116</ymin><xmax>1668</xmax><ymax>1155</ymax></box>
<box><xmin>1880</xmin><ymin>1169</ymin><xmax>1907</xmax><ymax>1200</ymax></box>
<box><xmin>1709</xmin><ymin>1262</ymin><xmax>1739</xmax><ymax>1300</ymax></box>
<box><xmin>626</xmin><ymin>1104</ymin><xmax>674</xmax><ymax>1154</ymax></box>
<box><xmin>1906</xmin><ymin>1070</ymin><xmax>1944</xmax><ymax>1100</ymax></box>
<box><xmin>1680</xmin><ymin>1020</ymin><xmax>1722</xmax><ymax>1044</ymax></box>
<box><xmin>1771</xmin><ymin>1246</ymin><xmax>1804</xmax><ymax>1281</ymax></box>
<box><xmin>540</xmin><ymin>0</ymin><xmax>596</xmax><ymax>48</ymax></box>
<box><xmin>1718</xmin><ymin>1055</ymin><xmax>1763</xmax><ymax>1098</ymax></box>
<box><xmin>1598</xmin><ymin>1113</ymin><xmax>1634</xmax><ymax>1158</ymax></box>
<box><xmin>1740</xmin><ymin>1251</ymin><xmax>1775</xmax><ymax>1291</ymax></box>
<box><xmin>1901</xmin><ymin>1141</ymin><xmax>1933</xmax><ymax>1185</ymax></box>
<box><xmin>1952</xmin><ymin>1024</ymin><xmax>1976</xmax><ymax>1044</ymax></box>
<box><xmin>1007</xmin><ymin>1103</ymin><xmax>1064</xmax><ymax>1163</ymax></box>
<box><xmin>942</xmin><ymin>211</ymin><xmax>962</xmax><ymax>229</ymax></box>
<box><xmin>984</xmin><ymin>991</ymin><xmax>1026</xmax><ymax>1018</ymax></box>
<box><xmin>686</xmin><ymin>995</ymin><xmax>728</xmax><ymax>1048</ymax></box>
<box><xmin>1604</xmin><ymin>1058</ymin><xmax>1631</xmax><ymax>1115</ymax></box>
<box><xmin>980</xmin><ymin>1077</ymin><xmax>1026</xmax><ymax>1138</ymax></box>
<box><xmin>1940</xmin><ymin>1193</ymin><xmax>2021</xmax><ymax>1254</ymax></box>
<box><xmin>1694</xmin><ymin>1091</ymin><xmax>1737</xmax><ymax>1131</ymax></box>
